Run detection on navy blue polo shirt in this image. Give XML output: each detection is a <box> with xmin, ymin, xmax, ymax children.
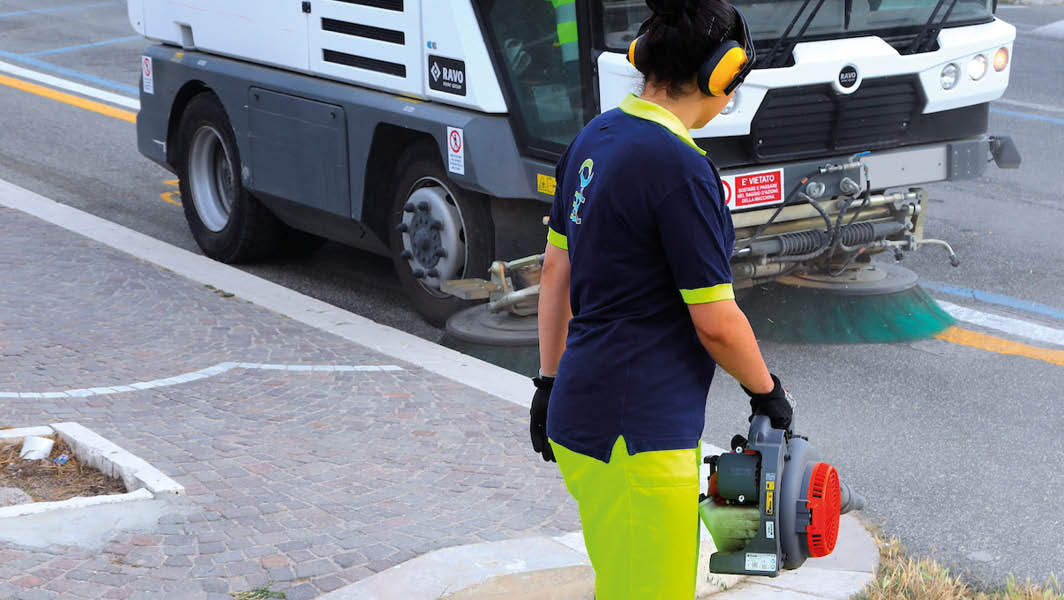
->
<box><xmin>546</xmin><ymin>94</ymin><xmax>735</xmax><ymax>463</ymax></box>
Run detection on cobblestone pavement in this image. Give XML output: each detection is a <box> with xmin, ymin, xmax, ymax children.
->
<box><xmin>0</xmin><ymin>205</ymin><xmax>579</xmax><ymax>599</ymax></box>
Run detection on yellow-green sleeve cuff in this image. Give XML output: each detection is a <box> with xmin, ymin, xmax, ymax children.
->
<box><xmin>547</xmin><ymin>227</ymin><xmax>568</xmax><ymax>250</ymax></box>
<box><xmin>679</xmin><ymin>283</ymin><xmax>734</xmax><ymax>304</ymax></box>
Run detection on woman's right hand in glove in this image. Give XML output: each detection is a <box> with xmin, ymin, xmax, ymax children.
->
<box><xmin>530</xmin><ymin>375</ymin><xmax>556</xmax><ymax>462</ymax></box>
<box><xmin>742</xmin><ymin>373</ymin><xmax>794</xmax><ymax>432</ymax></box>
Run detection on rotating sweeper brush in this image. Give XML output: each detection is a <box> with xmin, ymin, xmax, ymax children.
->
<box><xmin>700</xmin><ymin>415</ymin><xmax>865</xmax><ymax>576</ymax></box>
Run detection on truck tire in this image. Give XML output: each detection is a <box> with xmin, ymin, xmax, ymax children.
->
<box><xmin>389</xmin><ymin>144</ymin><xmax>494</xmax><ymax>327</ymax></box>
<box><xmin>176</xmin><ymin>93</ymin><xmax>279</xmax><ymax>263</ymax></box>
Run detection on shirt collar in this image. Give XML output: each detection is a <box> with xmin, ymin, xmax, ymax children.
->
<box><xmin>617</xmin><ymin>94</ymin><xmax>706</xmax><ymax>156</ymax></box>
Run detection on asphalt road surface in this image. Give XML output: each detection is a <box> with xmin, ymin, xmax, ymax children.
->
<box><xmin>0</xmin><ymin>0</ymin><xmax>1061</xmax><ymax>589</ymax></box>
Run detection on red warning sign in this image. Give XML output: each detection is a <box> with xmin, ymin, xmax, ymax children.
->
<box><xmin>721</xmin><ymin>169</ymin><xmax>784</xmax><ymax>210</ymax></box>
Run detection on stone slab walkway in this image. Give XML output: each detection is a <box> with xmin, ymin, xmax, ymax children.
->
<box><xmin>0</xmin><ymin>204</ymin><xmax>579</xmax><ymax>600</ymax></box>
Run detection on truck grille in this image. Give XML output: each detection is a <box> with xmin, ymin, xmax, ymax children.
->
<box><xmin>751</xmin><ymin>76</ymin><xmax>924</xmax><ymax>160</ymax></box>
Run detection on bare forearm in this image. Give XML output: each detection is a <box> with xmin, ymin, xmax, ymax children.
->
<box><xmin>689</xmin><ymin>301</ymin><xmax>773</xmax><ymax>394</ymax></box>
<box><xmin>538</xmin><ymin>245</ymin><xmax>572</xmax><ymax>376</ymax></box>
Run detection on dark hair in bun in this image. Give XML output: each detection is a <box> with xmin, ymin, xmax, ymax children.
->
<box><xmin>637</xmin><ymin>0</ymin><xmax>738</xmax><ymax>97</ymax></box>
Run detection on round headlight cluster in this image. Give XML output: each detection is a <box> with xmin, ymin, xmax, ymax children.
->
<box><xmin>968</xmin><ymin>54</ymin><xmax>988</xmax><ymax>80</ymax></box>
<box><xmin>940</xmin><ymin>63</ymin><xmax>959</xmax><ymax>90</ymax></box>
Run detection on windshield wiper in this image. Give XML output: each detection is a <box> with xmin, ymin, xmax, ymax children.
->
<box><xmin>763</xmin><ymin>0</ymin><xmax>830</xmax><ymax>69</ymax></box>
<box><xmin>906</xmin><ymin>0</ymin><xmax>961</xmax><ymax>54</ymax></box>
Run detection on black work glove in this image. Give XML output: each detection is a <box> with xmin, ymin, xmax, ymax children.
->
<box><xmin>742</xmin><ymin>374</ymin><xmax>794</xmax><ymax>432</ymax></box>
<box><xmin>530</xmin><ymin>375</ymin><xmax>556</xmax><ymax>462</ymax></box>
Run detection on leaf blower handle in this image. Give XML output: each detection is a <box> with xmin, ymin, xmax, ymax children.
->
<box><xmin>742</xmin><ymin>373</ymin><xmax>795</xmax><ymax>433</ymax></box>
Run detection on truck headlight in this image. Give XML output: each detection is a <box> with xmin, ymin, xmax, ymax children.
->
<box><xmin>968</xmin><ymin>54</ymin><xmax>988</xmax><ymax>80</ymax></box>
<box><xmin>994</xmin><ymin>47</ymin><xmax>1009</xmax><ymax>72</ymax></box>
<box><xmin>940</xmin><ymin>63</ymin><xmax>959</xmax><ymax>90</ymax></box>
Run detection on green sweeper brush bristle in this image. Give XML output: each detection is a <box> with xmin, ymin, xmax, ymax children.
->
<box><xmin>739</xmin><ymin>279</ymin><xmax>956</xmax><ymax>345</ymax></box>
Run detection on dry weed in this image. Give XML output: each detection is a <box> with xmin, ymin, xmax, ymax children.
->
<box><xmin>0</xmin><ymin>436</ymin><xmax>126</xmax><ymax>502</ymax></box>
<box><xmin>856</xmin><ymin>535</ymin><xmax>1063</xmax><ymax>600</ymax></box>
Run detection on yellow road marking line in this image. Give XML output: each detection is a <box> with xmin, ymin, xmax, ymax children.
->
<box><xmin>0</xmin><ymin>72</ymin><xmax>136</xmax><ymax>123</ymax></box>
<box><xmin>160</xmin><ymin>179</ymin><xmax>182</xmax><ymax>207</ymax></box>
<box><xmin>936</xmin><ymin>326</ymin><xmax>1064</xmax><ymax>367</ymax></box>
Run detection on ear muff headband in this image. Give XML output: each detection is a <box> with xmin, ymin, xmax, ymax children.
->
<box><xmin>628</xmin><ymin>6</ymin><xmax>757</xmax><ymax>98</ymax></box>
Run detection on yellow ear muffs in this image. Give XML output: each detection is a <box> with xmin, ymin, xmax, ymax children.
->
<box><xmin>627</xmin><ymin>35</ymin><xmax>642</xmax><ymax>69</ymax></box>
<box><xmin>697</xmin><ymin>41</ymin><xmax>748</xmax><ymax>97</ymax></box>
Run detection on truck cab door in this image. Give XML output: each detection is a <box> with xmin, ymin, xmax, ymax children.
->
<box><xmin>474</xmin><ymin>0</ymin><xmax>594</xmax><ymax>158</ymax></box>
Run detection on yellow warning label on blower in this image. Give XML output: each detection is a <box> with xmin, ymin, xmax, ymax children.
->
<box><xmin>765</xmin><ymin>490</ymin><xmax>774</xmax><ymax>515</ymax></box>
<box><xmin>537</xmin><ymin>174</ymin><xmax>557</xmax><ymax>196</ymax></box>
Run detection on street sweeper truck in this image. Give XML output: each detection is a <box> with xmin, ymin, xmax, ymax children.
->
<box><xmin>129</xmin><ymin>0</ymin><xmax>1021</xmax><ymax>331</ymax></box>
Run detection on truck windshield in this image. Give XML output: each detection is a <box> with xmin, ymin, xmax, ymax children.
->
<box><xmin>600</xmin><ymin>0</ymin><xmax>994</xmax><ymax>52</ymax></box>
<box><xmin>477</xmin><ymin>0</ymin><xmax>589</xmax><ymax>155</ymax></box>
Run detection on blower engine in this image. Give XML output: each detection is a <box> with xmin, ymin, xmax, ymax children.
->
<box><xmin>700</xmin><ymin>415</ymin><xmax>866</xmax><ymax>576</ymax></box>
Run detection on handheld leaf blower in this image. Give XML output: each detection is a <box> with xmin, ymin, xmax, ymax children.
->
<box><xmin>699</xmin><ymin>415</ymin><xmax>866</xmax><ymax>576</ymax></box>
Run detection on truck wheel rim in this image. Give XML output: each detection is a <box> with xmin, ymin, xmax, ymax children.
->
<box><xmin>188</xmin><ymin>125</ymin><xmax>235</xmax><ymax>233</ymax></box>
<box><xmin>400</xmin><ymin>178</ymin><xmax>467</xmax><ymax>298</ymax></box>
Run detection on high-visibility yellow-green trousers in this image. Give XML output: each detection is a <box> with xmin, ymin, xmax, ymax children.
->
<box><xmin>550</xmin><ymin>436</ymin><xmax>700</xmax><ymax>600</ymax></box>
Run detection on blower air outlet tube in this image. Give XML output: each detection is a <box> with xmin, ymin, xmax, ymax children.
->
<box><xmin>839</xmin><ymin>482</ymin><xmax>866</xmax><ymax>514</ymax></box>
<box><xmin>742</xmin><ymin>221</ymin><xmax>905</xmax><ymax>260</ymax></box>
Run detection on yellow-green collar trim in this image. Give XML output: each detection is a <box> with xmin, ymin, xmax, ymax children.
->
<box><xmin>618</xmin><ymin>94</ymin><xmax>706</xmax><ymax>156</ymax></box>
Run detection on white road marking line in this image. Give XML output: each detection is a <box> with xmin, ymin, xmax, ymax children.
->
<box><xmin>937</xmin><ymin>300</ymin><xmax>1064</xmax><ymax>348</ymax></box>
<box><xmin>0</xmin><ymin>362</ymin><xmax>403</xmax><ymax>398</ymax></box>
<box><xmin>1032</xmin><ymin>19</ymin><xmax>1064</xmax><ymax>40</ymax></box>
<box><xmin>995</xmin><ymin>98</ymin><xmax>1064</xmax><ymax>114</ymax></box>
<box><xmin>0</xmin><ymin>59</ymin><xmax>140</xmax><ymax>110</ymax></box>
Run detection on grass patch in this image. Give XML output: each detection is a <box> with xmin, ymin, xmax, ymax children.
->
<box><xmin>856</xmin><ymin>535</ymin><xmax>1063</xmax><ymax>600</ymax></box>
<box><xmin>232</xmin><ymin>586</ymin><xmax>285</xmax><ymax>600</ymax></box>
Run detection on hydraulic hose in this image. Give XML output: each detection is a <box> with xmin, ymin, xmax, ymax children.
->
<box><xmin>740</xmin><ymin>221</ymin><xmax>905</xmax><ymax>261</ymax></box>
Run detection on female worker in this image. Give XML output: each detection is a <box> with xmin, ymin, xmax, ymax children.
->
<box><xmin>531</xmin><ymin>0</ymin><xmax>794</xmax><ymax>597</ymax></box>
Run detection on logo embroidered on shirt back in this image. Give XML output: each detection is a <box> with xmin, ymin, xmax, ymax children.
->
<box><xmin>570</xmin><ymin>158</ymin><xmax>594</xmax><ymax>225</ymax></box>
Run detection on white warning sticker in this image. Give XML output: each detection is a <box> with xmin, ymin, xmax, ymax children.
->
<box><xmin>446</xmin><ymin>127</ymin><xmax>464</xmax><ymax>175</ymax></box>
<box><xmin>766</xmin><ymin>521</ymin><xmax>775</xmax><ymax>539</ymax></box>
<box><xmin>141</xmin><ymin>56</ymin><xmax>154</xmax><ymax>95</ymax></box>
<box><xmin>745</xmin><ymin>552</ymin><xmax>778</xmax><ymax>572</ymax></box>
<box><xmin>721</xmin><ymin>168</ymin><xmax>784</xmax><ymax>211</ymax></box>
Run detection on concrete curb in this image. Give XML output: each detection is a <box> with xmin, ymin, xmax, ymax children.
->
<box><xmin>50</xmin><ymin>422</ymin><xmax>185</xmax><ymax>496</ymax></box>
<box><xmin>0</xmin><ymin>489</ymin><xmax>154</xmax><ymax>519</ymax></box>
<box><xmin>0</xmin><ymin>422</ymin><xmax>184</xmax><ymax>519</ymax></box>
<box><xmin>317</xmin><ymin>514</ymin><xmax>876</xmax><ymax>600</ymax></box>
<box><xmin>0</xmin><ymin>426</ymin><xmax>55</xmax><ymax>442</ymax></box>
<box><xmin>0</xmin><ymin>178</ymin><xmax>532</xmax><ymax>409</ymax></box>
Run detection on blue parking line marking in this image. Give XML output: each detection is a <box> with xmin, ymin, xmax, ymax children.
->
<box><xmin>0</xmin><ymin>1</ymin><xmax>119</xmax><ymax>19</ymax></box>
<box><xmin>24</xmin><ymin>36</ymin><xmax>142</xmax><ymax>57</ymax></box>
<box><xmin>922</xmin><ymin>279</ymin><xmax>1064</xmax><ymax>322</ymax></box>
<box><xmin>0</xmin><ymin>49</ymin><xmax>138</xmax><ymax>95</ymax></box>
<box><xmin>990</xmin><ymin>107</ymin><xmax>1064</xmax><ymax>126</ymax></box>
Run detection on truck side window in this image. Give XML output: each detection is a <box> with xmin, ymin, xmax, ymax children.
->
<box><xmin>600</xmin><ymin>0</ymin><xmax>650</xmax><ymax>50</ymax></box>
<box><xmin>480</xmin><ymin>0</ymin><xmax>587</xmax><ymax>151</ymax></box>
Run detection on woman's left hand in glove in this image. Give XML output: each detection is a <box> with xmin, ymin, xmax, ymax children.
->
<box><xmin>530</xmin><ymin>375</ymin><xmax>556</xmax><ymax>462</ymax></box>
